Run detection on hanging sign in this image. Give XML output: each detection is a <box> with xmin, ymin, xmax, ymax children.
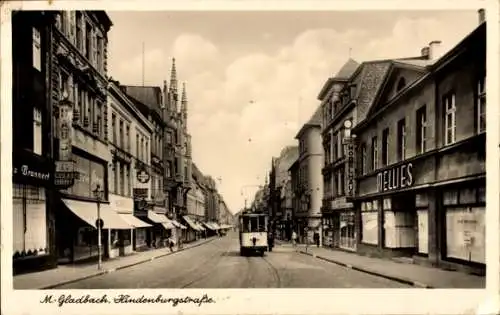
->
<box><xmin>54</xmin><ymin>160</ymin><xmax>76</xmax><ymax>188</ymax></box>
<box><xmin>58</xmin><ymin>99</ymin><xmax>73</xmax><ymax>161</ymax></box>
<box><xmin>344</xmin><ymin>137</ymin><xmax>355</xmax><ymax>199</ymax></box>
<box><xmin>137</xmin><ymin>169</ymin><xmax>150</xmax><ymax>184</ymax></box>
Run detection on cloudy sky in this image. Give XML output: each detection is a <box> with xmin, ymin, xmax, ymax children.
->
<box><xmin>107</xmin><ymin>10</ymin><xmax>479</xmax><ymax>214</ymax></box>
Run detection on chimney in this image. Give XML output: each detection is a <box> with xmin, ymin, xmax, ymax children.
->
<box><xmin>421</xmin><ymin>46</ymin><xmax>430</xmax><ymax>59</ymax></box>
<box><xmin>428</xmin><ymin>40</ymin><xmax>443</xmax><ymax>60</ymax></box>
<box><xmin>478</xmin><ymin>8</ymin><xmax>485</xmax><ymax>24</ymax></box>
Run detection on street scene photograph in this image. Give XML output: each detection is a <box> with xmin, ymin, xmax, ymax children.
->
<box><xmin>10</xmin><ymin>7</ymin><xmax>487</xmax><ymax>290</ymax></box>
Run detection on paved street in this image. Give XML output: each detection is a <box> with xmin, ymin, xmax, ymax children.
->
<box><xmin>55</xmin><ymin>232</ymin><xmax>408</xmax><ymax>289</ymax></box>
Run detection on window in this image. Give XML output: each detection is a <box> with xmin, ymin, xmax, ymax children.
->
<box><xmin>166</xmin><ymin>161</ymin><xmax>171</xmax><ymax>178</ymax></box>
<box><xmin>32</xmin><ymin>27</ymin><xmax>41</xmax><ymax>71</ymax></box>
<box><xmin>361</xmin><ymin>143</ymin><xmax>367</xmax><ymax>175</ymax></box>
<box><xmin>78</xmin><ymin>87</ymin><xmax>85</xmax><ymax>125</ymax></box>
<box><xmin>444</xmin><ymin>93</ymin><xmax>456</xmax><ymax>145</ymax></box>
<box><xmin>140</xmin><ymin>137</ymin><xmax>144</xmax><ymax>161</ymax></box>
<box><xmin>136</xmin><ymin>133</ymin><xmax>140</xmax><ymax>158</ymax></box>
<box><xmin>111</xmin><ymin>113</ymin><xmax>116</xmax><ymax>144</ymax></box>
<box><xmin>397</xmin><ymin>119</ymin><xmax>406</xmax><ymax>161</ymax></box>
<box><xmin>145</xmin><ymin>141</ymin><xmax>149</xmax><ymax>161</ymax></box>
<box><xmin>113</xmin><ymin>161</ymin><xmax>118</xmax><ymax>194</ymax></box>
<box><xmin>371</xmin><ymin>136</ymin><xmax>378</xmax><ymax>171</ymax></box>
<box><xmin>337</xmin><ymin>130</ymin><xmax>343</xmax><ymax>158</ymax></box>
<box><xmin>416</xmin><ymin>105</ymin><xmax>427</xmax><ymax>154</ymax></box>
<box><xmin>382</xmin><ymin>128</ymin><xmax>389</xmax><ymax>166</ymax></box>
<box><xmin>166</xmin><ymin>132</ymin><xmax>172</xmax><ymax>144</ymax></box>
<box><xmin>477</xmin><ymin>76</ymin><xmax>486</xmax><ymax>133</ymax></box>
<box><xmin>125</xmin><ymin>125</ymin><xmax>130</xmax><ymax>152</ymax></box>
<box><xmin>126</xmin><ymin>165</ymin><xmax>131</xmax><ymax>197</ymax></box>
<box><xmin>332</xmin><ymin>131</ymin><xmax>338</xmax><ymax>160</ymax></box>
<box><xmin>85</xmin><ymin>22</ymin><xmax>91</xmax><ymax>60</ymax></box>
<box><xmin>396</xmin><ymin>77</ymin><xmax>406</xmax><ymax>92</ymax></box>
<box><xmin>119</xmin><ymin>120</ymin><xmax>124</xmax><ymax>149</ymax></box>
<box><xmin>75</xmin><ymin>12</ymin><xmax>83</xmax><ymax>50</ymax></box>
<box><xmin>96</xmin><ymin>36</ymin><xmax>103</xmax><ymax>72</ymax></box>
<box><xmin>119</xmin><ymin>164</ymin><xmax>125</xmax><ymax>195</ymax></box>
<box><xmin>95</xmin><ymin>102</ymin><xmax>102</xmax><ymax>136</ymax></box>
<box><xmin>337</xmin><ymin>167</ymin><xmax>345</xmax><ymax>196</ymax></box>
<box><xmin>33</xmin><ymin>107</ymin><xmax>42</xmax><ymax>155</ymax></box>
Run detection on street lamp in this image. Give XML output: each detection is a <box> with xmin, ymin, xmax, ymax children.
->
<box><xmin>92</xmin><ymin>183</ymin><xmax>104</xmax><ymax>270</ymax></box>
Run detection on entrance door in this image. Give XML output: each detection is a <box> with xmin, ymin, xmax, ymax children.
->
<box><xmin>417</xmin><ymin>210</ymin><xmax>428</xmax><ymax>254</ymax></box>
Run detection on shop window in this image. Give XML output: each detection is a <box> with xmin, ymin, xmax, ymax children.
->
<box><xmin>444</xmin><ymin>92</ymin><xmax>456</xmax><ymax>145</ymax></box>
<box><xmin>383</xmin><ymin>197</ymin><xmax>392</xmax><ymax>210</ymax></box>
<box><xmin>77</xmin><ymin>227</ymin><xmax>95</xmax><ymax>246</ymax></box>
<box><xmin>361</xmin><ymin>202</ymin><xmax>378</xmax><ymax>245</ymax></box>
<box><xmin>477</xmin><ymin>76</ymin><xmax>486</xmax><ymax>134</ymax></box>
<box><xmin>111</xmin><ymin>230</ymin><xmax>119</xmax><ymax>249</ymax></box>
<box><xmin>459</xmin><ymin>188</ymin><xmax>477</xmax><ymax>204</ymax></box>
<box><xmin>64</xmin><ymin>154</ymin><xmax>106</xmax><ymax>199</ymax></box>
<box><xmin>446</xmin><ymin>207</ymin><xmax>485</xmax><ymax>264</ymax></box>
<box><xmin>12</xmin><ymin>184</ymin><xmax>47</xmax><ymax>258</ymax></box>
<box><xmin>443</xmin><ymin>190</ymin><xmax>459</xmax><ymax>206</ymax></box>
<box><xmin>32</xmin><ymin>27</ymin><xmax>42</xmax><ymax>71</ymax></box>
<box><xmin>478</xmin><ymin>186</ymin><xmax>486</xmax><ymax>203</ymax></box>
<box><xmin>415</xmin><ymin>193</ymin><xmax>429</xmax><ymax>208</ymax></box>
<box><xmin>416</xmin><ymin>105</ymin><xmax>427</xmax><ymax>154</ymax></box>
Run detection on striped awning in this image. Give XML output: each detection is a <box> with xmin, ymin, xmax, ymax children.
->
<box><xmin>161</xmin><ymin>220</ymin><xmax>175</xmax><ymax>230</ymax></box>
<box><xmin>202</xmin><ymin>222</ymin><xmax>216</xmax><ymax>231</ymax></box>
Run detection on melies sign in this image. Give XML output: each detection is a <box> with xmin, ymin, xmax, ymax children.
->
<box><xmin>377</xmin><ymin>163</ymin><xmax>413</xmax><ymax>193</ymax></box>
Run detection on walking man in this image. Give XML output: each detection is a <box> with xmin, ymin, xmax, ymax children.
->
<box><xmin>291</xmin><ymin>230</ymin><xmax>297</xmax><ymax>248</ymax></box>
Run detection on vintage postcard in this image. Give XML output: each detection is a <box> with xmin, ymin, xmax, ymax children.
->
<box><xmin>1</xmin><ymin>0</ymin><xmax>499</xmax><ymax>314</ymax></box>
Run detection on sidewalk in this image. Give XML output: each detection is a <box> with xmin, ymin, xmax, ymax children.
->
<box><xmin>14</xmin><ymin>237</ymin><xmax>216</xmax><ymax>290</ymax></box>
<box><xmin>281</xmin><ymin>243</ymin><xmax>485</xmax><ymax>288</ymax></box>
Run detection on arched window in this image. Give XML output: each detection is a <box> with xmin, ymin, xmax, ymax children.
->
<box><xmin>396</xmin><ymin>77</ymin><xmax>406</xmax><ymax>92</ymax></box>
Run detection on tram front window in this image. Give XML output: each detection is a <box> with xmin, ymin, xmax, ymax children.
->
<box><xmin>241</xmin><ymin>216</ymin><xmax>267</xmax><ymax>232</ymax></box>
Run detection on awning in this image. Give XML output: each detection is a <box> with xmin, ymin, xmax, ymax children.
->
<box><xmin>119</xmin><ymin>214</ymin><xmax>152</xmax><ymax>228</ymax></box>
<box><xmin>62</xmin><ymin>199</ymin><xmax>131</xmax><ymax>230</ymax></box>
<box><xmin>202</xmin><ymin>222</ymin><xmax>216</xmax><ymax>231</ymax></box>
<box><xmin>153</xmin><ymin>206</ymin><xmax>168</xmax><ymax>214</ymax></box>
<box><xmin>147</xmin><ymin>211</ymin><xmax>169</xmax><ymax>223</ymax></box>
<box><xmin>211</xmin><ymin>222</ymin><xmax>222</xmax><ymax>230</ymax></box>
<box><xmin>161</xmin><ymin>221</ymin><xmax>175</xmax><ymax>230</ymax></box>
<box><xmin>195</xmin><ymin>222</ymin><xmax>206</xmax><ymax>231</ymax></box>
<box><xmin>182</xmin><ymin>216</ymin><xmax>201</xmax><ymax>231</ymax></box>
<box><xmin>171</xmin><ymin>220</ymin><xmax>187</xmax><ymax>229</ymax></box>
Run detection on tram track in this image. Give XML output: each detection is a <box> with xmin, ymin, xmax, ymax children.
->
<box><xmin>179</xmin><ymin>241</ymin><xmax>232</xmax><ymax>288</ymax></box>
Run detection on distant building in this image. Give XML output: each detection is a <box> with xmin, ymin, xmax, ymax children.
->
<box><xmin>295</xmin><ymin>107</ymin><xmax>324</xmax><ymax>244</ymax></box>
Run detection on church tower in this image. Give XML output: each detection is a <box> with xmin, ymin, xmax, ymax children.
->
<box><xmin>181</xmin><ymin>82</ymin><xmax>188</xmax><ymax>131</ymax></box>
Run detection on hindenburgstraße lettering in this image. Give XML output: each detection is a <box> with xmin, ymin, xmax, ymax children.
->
<box><xmin>377</xmin><ymin>163</ymin><xmax>413</xmax><ymax>192</ymax></box>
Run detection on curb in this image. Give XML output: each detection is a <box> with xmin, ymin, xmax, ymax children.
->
<box><xmin>298</xmin><ymin>250</ymin><xmax>434</xmax><ymax>289</ymax></box>
<box><xmin>40</xmin><ymin>238</ymin><xmax>217</xmax><ymax>289</ymax></box>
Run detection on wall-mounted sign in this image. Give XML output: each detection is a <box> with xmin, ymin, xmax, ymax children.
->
<box><xmin>58</xmin><ymin>99</ymin><xmax>73</xmax><ymax>161</ymax></box>
<box><xmin>345</xmin><ymin>137</ymin><xmax>355</xmax><ymax>199</ymax></box>
<box><xmin>54</xmin><ymin>160</ymin><xmax>76</xmax><ymax>188</ymax></box>
<box><xmin>13</xmin><ymin>149</ymin><xmax>52</xmax><ymax>185</ymax></box>
<box><xmin>377</xmin><ymin>162</ymin><xmax>413</xmax><ymax>193</ymax></box>
<box><xmin>137</xmin><ymin>169</ymin><xmax>150</xmax><ymax>184</ymax></box>
<box><xmin>133</xmin><ymin>188</ymin><xmax>149</xmax><ymax>200</ymax></box>
<box><xmin>112</xmin><ymin>148</ymin><xmax>132</xmax><ymax>164</ymax></box>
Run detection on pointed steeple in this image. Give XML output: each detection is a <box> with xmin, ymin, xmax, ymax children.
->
<box><xmin>181</xmin><ymin>82</ymin><xmax>187</xmax><ymax>130</ymax></box>
<box><xmin>169</xmin><ymin>58</ymin><xmax>178</xmax><ymax>113</ymax></box>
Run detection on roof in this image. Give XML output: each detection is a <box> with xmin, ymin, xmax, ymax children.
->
<box><xmin>334</xmin><ymin>58</ymin><xmax>360</xmax><ymax>80</ymax></box>
<box><xmin>295</xmin><ymin>105</ymin><xmax>322</xmax><ymax>139</ymax></box>
<box><xmin>122</xmin><ymin>85</ymin><xmax>163</xmax><ymax>110</ymax></box>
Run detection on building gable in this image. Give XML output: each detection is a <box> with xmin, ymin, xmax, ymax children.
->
<box><xmin>371</xmin><ymin>64</ymin><xmax>429</xmax><ymax>114</ymax></box>
<box><xmin>355</xmin><ymin>61</ymin><xmax>392</xmax><ymax>124</ymax></box>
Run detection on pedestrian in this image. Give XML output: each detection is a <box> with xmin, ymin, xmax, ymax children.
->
<box><xmin>267</xmin><ymin>230</ymin><xmax>274</xmax><ymax>252</ymax></box>
<box><xmin>168</xmin><ymin>237</ymin><xmax>175</xmax><ymax>252</ymax></box>
<box><xmin>291</xmin><ymin>230</ymin><xmax>297</xmax><ymax>248</ymax></box>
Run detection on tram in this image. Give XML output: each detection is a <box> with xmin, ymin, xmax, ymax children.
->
<box><xmin>239</xmin><ymin>210</ymin><xmax>268</xmax><ymax>256</ymax></box>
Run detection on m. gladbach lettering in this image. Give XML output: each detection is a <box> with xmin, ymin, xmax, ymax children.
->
<box><xmin>377</xmin><ymin>163</ymin><xmax>413</xmax><ymax>192</ymax></box>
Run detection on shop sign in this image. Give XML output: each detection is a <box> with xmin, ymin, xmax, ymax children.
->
<box><xmin>345</xmin><ymin>138</ymin><xmax>355</xmax><ymax>199</ymax></box>
<box><xmin>13</xmin><ymin>150</ymin><xmax>52</xmax><ymax>185</ymax></box>
<box><xmin>112</xmin><ymin>148</ymin><xmax>132</xmax><ymax>164</ymax></box>
<box><xmin>137</xmin><ymin>169</ymin><xmax>150</xmax><ymax>184</ymax></box>
<box><xmin>54</xmin><ymin>160</ymin><xmax>76</xmax><ymax>188</ymax></box>
<box><xmin>58</xmin><ymin>100</ymin><xmax>73</xmax><ymax>161</ymax></box>
<box><xmin>133</xmin><ymin>188</ymin><xmax>148</xmax><ymax>200</ymax></box>
<box><xmin>377</xmin><ymin>162</ymin><xmax>413</xmax><ymax>193</ymax></box>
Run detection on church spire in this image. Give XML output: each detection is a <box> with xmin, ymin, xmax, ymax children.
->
<box><xmin>181</xmin><ymin>82</ymin><xmax>187</xmax><ymax>129</ymax></box>
<box><xmin>169</xmin><ymin>58</ymin><xmax>178</xmax><ymax>112</ymax></box>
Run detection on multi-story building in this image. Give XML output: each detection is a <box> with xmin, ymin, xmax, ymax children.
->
<box><xmin>12</xmin><ymin>11</ymin><xmax>57</xmax><ymax>274</ymax></box>
<box><xmin>185</xmin><ymin>163</ymin><xmax>206</xmax><ymax>240</ymax></box>
<box><xmin>289</xmin><ymin>159</ymin><xmax>300</xmax><ymax>239</ymax></box>
<box><xmin>107</xmin><ymin>81</ymin><xmax>154</xmax><ymax>255</ymax></box>
<box><xmin>50</xmin><ymin>11</ymin><xmax>125</xmax><ymax>264</ymax></box>
<box><xmin>318</xmin><ymin>58</ymin><xmax>359</xmax><ymax>250</ymax></box>
<box><xmin>279</xmin><ymin>178</ymin><xmax>294</xmax><ymax>240</ymax></box>
<box><xmin>352</xmin><ymin>13</ymin><xmax>485</xmax><ymax>274</ymax></box>
<box><xmin>294</xmin><ymin>108</ymin><xmax>324</xmax><ymax>245</ymax></box>
<box><xmin>120</xmin><ymin>84</ymin><xmax>175</xmax><ymax>248</ymax></box>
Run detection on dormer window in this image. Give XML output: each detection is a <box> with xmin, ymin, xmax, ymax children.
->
<box><xmin>396</xmin><ymin>77</ymin><xmax>406</xmax><ymax>92</ymax></box>
<box><xmin>349</xmin><ymin>84</ymin><xmax>357</xmax><ymax>100</ymax></box>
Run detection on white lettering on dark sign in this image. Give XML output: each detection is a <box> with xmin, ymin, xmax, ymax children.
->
<box><xmin>376</xmin><ymin>163</ymin><xmax>413</xmax><ymax>193</ymax></box>
<box><xmin>345</xmin><ymin>140</ymin><xmax>355</xmax><ymax>197</ymax></box>
<box><xmin>13</xmin><ymin>165</ymin><xmax>50</xmax><ymax>181</ymax></box>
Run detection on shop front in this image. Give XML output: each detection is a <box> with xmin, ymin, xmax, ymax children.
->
<box><xmin>12</xmin><ymin>149</ymin><xmax>55</xmax><ymax>274</ymax></box>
